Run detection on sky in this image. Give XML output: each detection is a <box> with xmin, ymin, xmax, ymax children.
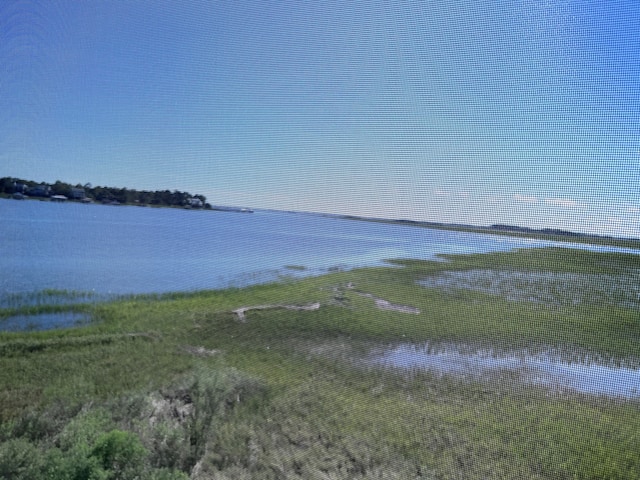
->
<box><xmin>2</xmin><ymin>0</ymin><xmax>640</xmax><ymax>237</ymax></box>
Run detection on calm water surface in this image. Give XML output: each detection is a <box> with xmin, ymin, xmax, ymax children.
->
<box><xmin>373</xmin><ymin>343</ymin><xmax>640</xmax><ymax>398</ymax></box>
<box><xmin>2</xmin><ymin>198</ymin><xmax>638</xmax><ymax>299</ymax></box>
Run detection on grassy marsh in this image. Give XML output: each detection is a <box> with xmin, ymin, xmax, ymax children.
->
<box><xmin>1</xmin><ymin>247</ymin><xmax>640</xmax><ymax>479</ymax></box>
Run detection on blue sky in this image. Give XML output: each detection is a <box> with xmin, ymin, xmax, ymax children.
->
<box><xmin>2</xmin><ymin>1</ymin><xmax>640</xmax><ymax>237</ymax></box>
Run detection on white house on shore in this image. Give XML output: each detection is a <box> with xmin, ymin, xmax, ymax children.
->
<box><xmin>188</xmin><ymin>197</ymin><xmax>203</xmax><ymax>208</ymax></box>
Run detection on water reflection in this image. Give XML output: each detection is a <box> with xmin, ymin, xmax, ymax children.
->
<box><xmin>0</xmin><ymin>312</ymin><xmax>90</xmax><ymax>332</ymax></box>
<box><xmin>373</xmin><ymin>343</ymin><xmax>640</xmax><ymax>398</ymax></box>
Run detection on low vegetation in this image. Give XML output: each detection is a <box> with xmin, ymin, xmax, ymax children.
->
<box><xmin>1</xmin><ymin>247</ymin><xmax>640</xmax><ymax>479</ymax></box>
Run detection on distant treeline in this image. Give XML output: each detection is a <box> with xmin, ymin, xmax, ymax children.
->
<box><xmin>0</xmin><ymin>177</ymin><xmax>211</xmax><ymax>208</ymax></box>
<box><xmin>489</xmin><ymin>224</ymin><xmax>587</xmax><ymax>237</ymax></box>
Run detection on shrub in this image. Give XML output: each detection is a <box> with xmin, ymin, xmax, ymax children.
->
<box><xmin>58</xmin><ymin>408</ymin><xmax>114</xmax><ymax>452</ymax></box>
<box><xmin>90</xmin><ymin>430</ymin><xmax>148</xmax><ymax>480</ymax></box>
<box><xmin>0</xmin><ymin>438</ymin><xmax>44</xmax><ymax>479</ymax></box>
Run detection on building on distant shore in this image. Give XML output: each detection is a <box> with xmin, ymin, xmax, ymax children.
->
<box><xmin>27</xmin><ymin>184</ymin><xmax>52</xmax><ymax>197</ymax></box>
<box><xmin>12</xmin><ymin>182</ymin><xmax>27</xmax><ymax>194</ymax></box>
<box><xmin>188</xmin><ymin>197</ymin><xmax>203</xmax><ymax>208</ymax></box>
<box><xmin>70</xmin><ymin>187</ymin><xmax>86</xmax><ymax>200</ymax></box>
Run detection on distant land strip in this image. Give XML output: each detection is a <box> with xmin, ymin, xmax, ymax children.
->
<box><xmin>0</xmin><ymin>176</ymin><xmax>223</xmax><ymax>210</ymax></box>
<box><xmin>333</xmin><ymin>214</ymin><xmax>640</xmax><ymax>250</ymax></box>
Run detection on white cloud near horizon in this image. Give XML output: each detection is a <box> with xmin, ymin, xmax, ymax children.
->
<box><xmin>513</xmin><ymin>194</ymin><xmax>538</xmax><ymax>204</ymax></box>
<box><xmin>544</xmin><ymin>197</ymin><xmax>583</xmax><ymax>208</ymax></box>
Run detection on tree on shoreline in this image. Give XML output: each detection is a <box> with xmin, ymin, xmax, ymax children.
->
<box><xmin>0</xmin><ymin>177</ymin><xmax>211</xmax><ymax>209</ymax></box>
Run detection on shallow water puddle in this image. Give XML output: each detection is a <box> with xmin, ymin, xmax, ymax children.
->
<box><xmin>0</xmin><ymin>312</ymin><xmax>90</xmax><ymax>331</ymax></box>
<box><xmin>373</xmin><ymin>343</ymin><xmax>640</xmax><ymax>398</ymax></box>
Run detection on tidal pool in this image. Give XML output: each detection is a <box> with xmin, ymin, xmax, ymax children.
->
<box><xmin>373</xmin><ymin>343</ymin><xmax>640</xmax><ymax>398</ymax></box>
<box><xmin>0</xmin><ymin>312</ymin><xmax>91</xmax><ymax>332</ymax></box>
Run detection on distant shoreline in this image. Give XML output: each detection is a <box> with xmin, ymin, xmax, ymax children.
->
<box><xmin>4</xmin><ymin>192</ymin><xmax>639</xmax><ymax>249</ymax></box>
<box><xmin>326</xmin><ymin>213</ymin><xmax>640</xmax><ymax>250</ymax></box>
<box><xmin>247</xmin><ymin>207</ymin><xmax>640</xmax><ymax>250</ymax></box>
<box><xmin>1</xmin><ymin>194</ymin><xmax>254</xmax><ymax>214</ymax></box>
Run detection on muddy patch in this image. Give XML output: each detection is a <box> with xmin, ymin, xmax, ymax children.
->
<box><xmin>371</xmin><ymin>343</ymin><xmax>640</xmax><ymax>398</ymax></box>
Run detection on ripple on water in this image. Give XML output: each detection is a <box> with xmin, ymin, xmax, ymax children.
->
<box><xmin>372</xmin><ymin>343</ymin><xmax>640</xmax><ymax>398</ymax></box>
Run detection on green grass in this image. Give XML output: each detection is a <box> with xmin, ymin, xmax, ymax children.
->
<box><xmin>1</xmin><ymin>247</ymin><xmax>640</xmax><ymax>478</ymax></box>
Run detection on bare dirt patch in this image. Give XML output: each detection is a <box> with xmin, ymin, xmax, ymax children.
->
<box><xmin>232</xmin><ymin>302</ymin><xmax>321</xmax><ymax>322</ymax></box>
<box><xmin>181</xmin><ymin>345</ymin><xmax>220</xmax><ymax>356</ymax></box>
<box><xmin>347</xmin><ymin>284</ymin><xmax>420</xmax><ymax>314</ymax></box>
<box><xmin>148</xmin><ymin>390</ymin><xmax>194</xmax><ymax>428</ymax></box>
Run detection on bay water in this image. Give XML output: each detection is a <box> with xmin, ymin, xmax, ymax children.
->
<box><xmin>1</xmin><ymin>198</ymin><xmax>560</xmax><ymax>299</ymax></box>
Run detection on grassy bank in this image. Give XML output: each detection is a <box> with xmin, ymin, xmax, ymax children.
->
<box><xmin>1</xmin><ymin>247</ymin><xmax>640</xmax><ymax>479</ymax></box>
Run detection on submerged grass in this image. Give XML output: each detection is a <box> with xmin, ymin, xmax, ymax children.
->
<box><xmin>2</xmin><ymin>247</ymin><xmax>640</xmax><ymax>478</ymax></box>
